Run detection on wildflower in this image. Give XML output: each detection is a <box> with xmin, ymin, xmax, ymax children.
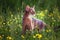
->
<box><xmin>45</xmin><ymin>9</ymin><xmax>48</xmax><ymax>12</ymax></box>
<box><xmin>3</xmin><ymin>23</ymin><xmax>5</xmax><ymax>25</ymax></box>
<box><xmin>37</xmin><ymin>34</ymin><xmax>42</xmax><ymax>38</ymax></box>
<box><xmin>49</xmin><ymin>29</ymin><xmax>51</xmax><ymax>32</ymax></box>
<box><xmin>46</xmin><ymin>29</ymin><xmax>51</xmax><ymax>32</ymax></box>
<box><xmin>46</xmin><ymin>30</ymin><xmax>49</xmax><ymax>32</ymax></box>
<box><xmin>36</xmin><ymin>34</ymin><xmax>40</xmax><ymax>36</ymax></box>
<box><xmin>2</xmin><ymin>35</ymin><xmax>4</xmax><ymax>37</ymax></box>
<box><xmin>0</xmin><ymin>36</ymin><xmax>2</xmax><ymax>38</ymax></box>
<box><xmin>52</xmin><ymin>17</ymin><xmax>54</xmax><ymax>19</ymax></box>
<box><xmin>7</xmin><ymin>36</ymin><xmax>12</xmax><ymax>40</ymax></box>
<box><xmin>40</xmin><ymin>12</ymin><xmax>45</xmax><ymax>17</ymax></box>
<box><xmin>21</xmin><ymin>35</ymin><xmax>25</xmax><ymax>38</ymax></box>
<box><xmin>40</xmin><ymin>17</ymin><xmax>44</xmax><ymax>19</ymax></box>
<box><xmin>36</xmin><ymin>34</ymin><xmax>42</xmax><ymax>38</ymax></box>
<box><xmin>33</xmin><ymin>35</ymin><xmax>36</xmax><ymax>38</ymax></box>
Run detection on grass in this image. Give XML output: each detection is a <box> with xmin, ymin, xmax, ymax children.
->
<box><xmin>0</xmin><ymin>10</ymin><xmax>60</xmax><ymax>40</ymax></box>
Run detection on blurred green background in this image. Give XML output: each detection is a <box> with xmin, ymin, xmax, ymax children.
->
<box><xmin>0</xmin><ymin>0</ymin><xmax>60</xmax><ymax>40</ymax></box>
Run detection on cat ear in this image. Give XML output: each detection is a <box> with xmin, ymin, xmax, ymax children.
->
<box><xmin>31</xmin><ymin>5</ymin><xmax>35</xmax><ymax>12</ymax></box>
<box><xmin>25</xmin><ymin>5</ymin><xmax>30</xmax><ymax>11</ymax></box>
<box><xmin>32</xmin><ymin>5</ymin><xmax>35</xmax><ymax>8</ymax></box>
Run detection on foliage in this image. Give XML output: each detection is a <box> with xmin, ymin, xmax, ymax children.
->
<box><xmin>0</xmin><ymin>0</ymin><xmax>60</xmax><ymax>40</ymax></box>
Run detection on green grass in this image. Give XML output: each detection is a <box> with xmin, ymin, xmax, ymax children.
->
<box><xmin>0</xmin><ymin>10</ymin><xmax>60</xmax><ymax>40</ymax></box>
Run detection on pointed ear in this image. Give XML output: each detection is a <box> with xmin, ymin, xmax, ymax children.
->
<box><xmin>25</xmin><ymin>5</ymin><xmax>30</xmax><ymax>11</ymax></box>
<box><xmin>32</xmin><ymin>5</ymin><xmax>35</xmax><ymax>8</ymax></box>
<box><xmin>31</xmin><ymin>5</ymin><xmax>35</xmax><ymax>12</ymax></box>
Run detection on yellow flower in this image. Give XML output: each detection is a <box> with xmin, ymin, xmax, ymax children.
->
<box><xmin>33</xmin><ymin>35</ymin><xmax>36</xmax><ymax>38</ymax></box>
<box><xmin>21</xmin><ymin>35</ymin><xmax>25</xmax><ymax>38</ymax></box>
<box><xmin>36</xmin><ymin>34</ymin><xmax>42</xmax><ymax>38</ymax></box>
<box><xmin>2</xmin><ymin>35</ymin><xmax>4</xmax><ymax>37</ymax></box>
<box><xmin>46</xmin><ymin>30</ymin><xmax>49</xmax><ymax>32</ymax></box>
<box><xmin>0</xmin><ymin>36</ymin><xmax>2</xmax><ymax>38</ymax></box>
<box><xmin>49</xmin><ymin>29</ymin><xmax>51</xmax><ymax>32</ymax></box>
<box><xmin>3</xmin><ymin>23</ymin><xmax>5</xmax><ymax>25</ymax></box>
<box><xmin>45</xmin><ymin>9</ymin><xmax>48</xmax><ymax>12</ymax></box>
<box><xmin>46</xmin><ymin>29</ymin><xmax>51</xmax><ymax>32</ymax></box>
<box><xmin>40</xmin><ymin>17</ymin><xmax>44</xmax><ymax>19</ymax></box>
<box><xmin>37</xmin><ymin>34</ymin><xmax>42</xmax><ymax>38</ymax></box>
<box><xmin>40</xmin><ymin>12</ymin><xmax>45</xmax><ymax>17</ymax></box>
<box><xmin>52</xmin><ymin>17</ymin><xmax>54</xmax><ymax>19</ymax></box>
<box><xmin>7</xmin><ymin>36</ymin><xmax>12</xmax><ymax>40</ymax></box>
<box><xmin>11</xmin><ymin>14</ymin><xmax>13</xmax><ymax>17</ymax></box>
<box><xmin>36</xmin><ymin>34</ymin><xmax>40</xmax><ymax>36</ymax></box>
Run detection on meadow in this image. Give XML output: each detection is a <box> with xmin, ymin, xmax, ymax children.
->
<box><xmin>0</xmin><ymin>0</ymin><xmax>60</xmax><ymax>40</ymax></box>
<box><xmin>0</xmin><ymin>9</ymin><xmax>60</xmax><ymax>40</ymax></box>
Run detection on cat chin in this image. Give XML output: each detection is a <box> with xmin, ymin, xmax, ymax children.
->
<box><xmin>33</xmin><ymin>14</ymin><xmax>35</xmax><ymax>16</ymax></box>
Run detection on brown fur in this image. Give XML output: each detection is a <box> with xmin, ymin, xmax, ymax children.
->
<box><xmin>22</xmin><ymin>5</ymin><xmax>35</xmax><ymax>34</ymax></box>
